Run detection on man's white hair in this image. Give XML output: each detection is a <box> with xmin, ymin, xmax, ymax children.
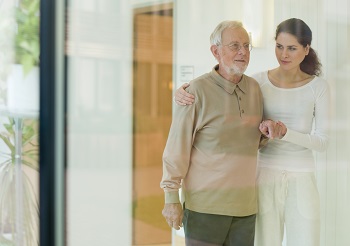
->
<box><xmin>210</xmin><ymin>21</ymin><xmax>244</xmax><ymax>46</ymax></box>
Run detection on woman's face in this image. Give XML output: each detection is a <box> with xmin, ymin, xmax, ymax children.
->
<box><xmin>275</xmin><ymin>32</ymin><xmax>309</xmax><ymax>71</ymax></box>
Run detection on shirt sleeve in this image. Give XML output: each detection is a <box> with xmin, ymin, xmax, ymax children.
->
<box><xmin>281</xmin><ymin>81</ymin><xmax>330</xmax><ymax>152</ymax></box>
<box><xmin>160</xmin><ymin>95</ymin><xmax>198</xmax><ymax>203</ymax></box>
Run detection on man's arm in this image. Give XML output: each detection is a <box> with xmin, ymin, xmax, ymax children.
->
<box><xmin>161</xmin><ymin>91</ymin><xmax>197</xmax><ymax>229</ymax></box>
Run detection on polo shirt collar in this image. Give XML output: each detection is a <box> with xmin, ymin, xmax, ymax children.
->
<box><xmin>210</xmin><ymin>65</ymin><xmax>248</xmax><ymax>94</ymax></box>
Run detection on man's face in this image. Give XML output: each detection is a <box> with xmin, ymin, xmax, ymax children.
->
<box><xmin>215</xmin><ymin>27</ymin><xmax>251</xmax><ymax>76</ymax></box>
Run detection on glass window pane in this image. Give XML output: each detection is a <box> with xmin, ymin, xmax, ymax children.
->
<box><xmin>0</xmin><ymin>0</ymin><xmax>40</xmax><ymax>245</ymax></box>
<box><xmin>64</xmin><ymin>1</ymin><xmax>350</xmax><ymax>246</ymax></box>
<box><xmin>66</xmin><ymin>0</ymin><xmax>133</xmax><ymax>245</ymax></box>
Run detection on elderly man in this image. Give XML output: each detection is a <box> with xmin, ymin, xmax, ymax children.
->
<box><xmin>160</xmin><ymin>20</ymin><xmax>264</xmax><ymax>246</ymax></box>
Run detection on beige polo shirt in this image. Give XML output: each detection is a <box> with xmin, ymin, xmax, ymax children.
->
<box><xmin>161</xmin><ymin>65</ymin><xmax>264</xmax><ymax>216</ymax></box>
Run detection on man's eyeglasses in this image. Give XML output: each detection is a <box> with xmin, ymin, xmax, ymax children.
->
<box><xmin>221</xmin><ymin>42</ymin><xmax>253</xmax><ymax>52</ymax></box>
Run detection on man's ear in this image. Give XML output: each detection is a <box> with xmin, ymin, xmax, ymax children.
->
<box><xmin>210</xmin><ymin>45</ymin><xmax>220</xmax><ymax>60</ymax></box>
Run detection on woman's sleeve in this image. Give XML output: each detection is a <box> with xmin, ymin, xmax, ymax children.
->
<box><xmin>281</xmin><ymin>81</ymin><xmax>331</xmax><ymax>152</ymax></box>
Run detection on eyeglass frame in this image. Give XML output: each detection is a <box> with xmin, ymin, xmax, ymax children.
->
<box><xmin>219</xmin><ymin>42</ymin><xmax>253</xmax><ymax>52</ymax></box>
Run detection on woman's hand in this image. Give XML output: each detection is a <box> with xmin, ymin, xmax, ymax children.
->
<box><xmin>259</xmin><ymin>120</ymin><xmax>287</xmax><ymax>139</ymax></box>
<box><xmin>276</xmin><ymin>121</ymin><xmax>287</xmax><ymax>138</ymax></box>
<box><xmin>174</xmin><ymin>83</ymin><xmax>195</xmax><ymax>105</ymax></box>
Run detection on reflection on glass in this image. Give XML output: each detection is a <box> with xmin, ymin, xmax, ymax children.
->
<box><xmin>66</xmin><ymin>0</ymin><xmax>133</xmax><ymax>245</ymax></box>
<box><xmin>0</xmin><ymin>0</ymin><xmax>40</xmax><ymax>245</ymax></box>
<box><xmin>60</xmin><ymin>0</ymin><xmax>350</xmax><ymax>245</ymax></box>
<box><xmin>132</xmin><ymin>4</ymin><xmax>174</xmax><ymax>245</ymax></box>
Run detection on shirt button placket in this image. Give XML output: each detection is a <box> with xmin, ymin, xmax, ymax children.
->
<box><xmin>235</xmin><ymin>86</ymin><xmax>244</xmax><ymax>118</ymax></box>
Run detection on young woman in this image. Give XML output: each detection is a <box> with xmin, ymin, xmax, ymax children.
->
<box><xmin>174</xmin><ymin>18</ymin><xmax>330</xmax><ymax>246</ymax></box>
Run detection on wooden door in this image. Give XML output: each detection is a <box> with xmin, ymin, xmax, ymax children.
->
<box><xmin>132</xmin><ymin>6</ymin><xmax>173</xmax><ymax>245</ymax></box>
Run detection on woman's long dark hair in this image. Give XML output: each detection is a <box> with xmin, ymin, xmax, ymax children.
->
<box><xmin>275</xmin><ymin>18</ymin><xmax>322</xmax><ymax>76</ymax></box>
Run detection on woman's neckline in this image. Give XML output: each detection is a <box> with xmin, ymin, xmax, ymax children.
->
<box><xmin>267</xmin><ymin>69</ymin><xmax>316</xmax><ymax>89</ymax></box>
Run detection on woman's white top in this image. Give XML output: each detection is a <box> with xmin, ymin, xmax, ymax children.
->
<box><xmin>252</xmin><ymin>71</ymin><xmax>330</xmax><ymax>172</ymax></box>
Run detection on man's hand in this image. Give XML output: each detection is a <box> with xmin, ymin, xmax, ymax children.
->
<box><xmin>162</xmin><ymin>203</ymin><xmax>183</xmax><ymax>230</ymax></box>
